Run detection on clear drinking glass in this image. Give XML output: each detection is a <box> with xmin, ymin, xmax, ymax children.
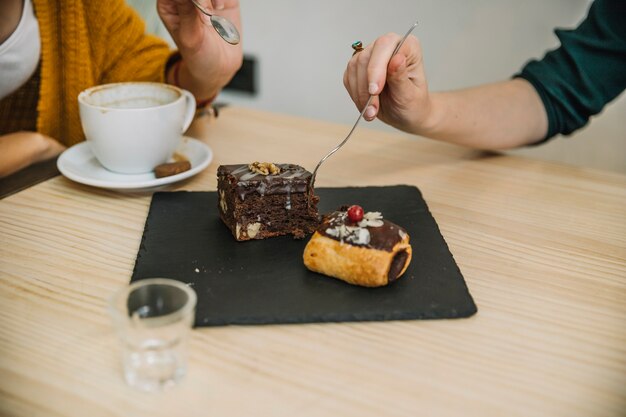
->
<box><xmin>108</xmin><ymin>278</ymin><xmax>197</xmax><ymax>392</ymax></box>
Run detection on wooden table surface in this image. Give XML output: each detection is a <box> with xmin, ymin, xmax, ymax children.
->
<box><xmin>1</xmin><ymin>107</ymin><xmax>625</xmax><ymax>417</ymax></box>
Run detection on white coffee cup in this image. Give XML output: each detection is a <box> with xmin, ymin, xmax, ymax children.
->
<box><xmin>78</xmin><ymin>82</ymin><xmax>196</xmax><ymax>174</ymax></box>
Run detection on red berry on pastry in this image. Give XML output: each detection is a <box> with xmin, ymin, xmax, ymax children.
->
<box><xmin>347</xmin><ymin>205</ymin><xmax>364</xmax><ymax>223</ymax></box>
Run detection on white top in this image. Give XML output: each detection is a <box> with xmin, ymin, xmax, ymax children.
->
<box><xmin>0</xmin><ymin>0</ymin><xmax>41</xmax><ymax>100</ymax></box>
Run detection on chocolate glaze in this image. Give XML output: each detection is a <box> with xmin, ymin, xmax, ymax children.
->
<box><xmin>218</xmin><ymin>164</ymin><xmax>312</xmax><ymax>201</ymax></box>
<box><xmin>318</xmin><ymin>210</ymin><xmax>407</xmax><ymax>252</ymax></box>
<box><xmin>388</xmin><ymin>250</ymin><xmax>409</xmax><ymax>282</ymax></box>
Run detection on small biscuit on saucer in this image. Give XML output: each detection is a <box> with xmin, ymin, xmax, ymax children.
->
<box><xmin>154</xmin><ymin>161</ymin><xmax>191</xmax><ymax>178</ymax></box>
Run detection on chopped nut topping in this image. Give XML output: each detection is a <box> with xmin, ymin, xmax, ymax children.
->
<box><xmin>247</xmin><ymin>222</ymin><xmax>262</xmax><ymax>238</ymax></box>
<box><xmin>248</xmin><ymin>162</ymin><xmax>281</xmax><ymax>176</ymax></box>
<box><xmin>219</xmin><ymin>190</ymin><xmax>228</xmax><ymax>213</ymax></box>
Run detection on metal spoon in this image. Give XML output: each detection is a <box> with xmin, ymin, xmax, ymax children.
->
<box><xmin>190</xmin><ymin>0</ymin><xmax>241</xmax><ymax>45</ymax></box>
<box><xmin>309</xmin><ymin>21</ymin><xmax>418</xmax><ymax>190</ymax></box>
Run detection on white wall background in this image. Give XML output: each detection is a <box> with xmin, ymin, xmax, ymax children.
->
<box><xmin>129</xmin><ymin>0</ymin><xmax>626</xmax><ymax>173</ymax></box>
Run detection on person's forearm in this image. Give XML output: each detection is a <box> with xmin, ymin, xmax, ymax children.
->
<box><xmin>416</xmin><ymin>79</ymin><xmax>548</xmax><ymax>149</ymax></box>
<box><xmin>0</xmin><ymin>132</ymin><xmax>65</xmax><ymax>178</ymax></box>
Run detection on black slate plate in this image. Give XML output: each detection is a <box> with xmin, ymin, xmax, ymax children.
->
<box><xmin>131</xmin><ymin>186</ymin><xmax>477</xmax><ymax>326</ymax></box>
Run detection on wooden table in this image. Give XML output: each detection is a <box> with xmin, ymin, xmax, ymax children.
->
<box><xmin>1</xmin><ymin>107</ymin><xmax>625</xmax><ymax>417</ymax></box>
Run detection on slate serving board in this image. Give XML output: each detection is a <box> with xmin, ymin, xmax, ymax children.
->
<box><xmin>131</xmin><ymin>186</ymin><xmax>477</xmax><ymax>326</ymax></box>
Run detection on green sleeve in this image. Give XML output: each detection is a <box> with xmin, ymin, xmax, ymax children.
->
<box><xmin>516</xmin><ymin>0</ymin><xmax>626</xmax><ymax>141</ymax></box>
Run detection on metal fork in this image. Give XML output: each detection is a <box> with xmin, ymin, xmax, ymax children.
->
<box><xmin>309</xmin><ymin>21</ymin><xmax>418</xmax><ymax>190</ymax></box>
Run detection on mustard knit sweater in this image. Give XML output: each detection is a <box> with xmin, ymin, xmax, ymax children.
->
<box><xmin>31</xmin><ymin>0</ymin><xmax>172</xmax><ymax>146</ymax></box>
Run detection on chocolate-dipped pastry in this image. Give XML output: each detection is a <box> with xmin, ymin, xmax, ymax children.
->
<box><xmin>303</xmin><ymin>205</ymin><xmax>412</xmax><ymax>287</ymax></box>
<box><xmin>217</xmin><ymin>162</ymin><xmax>319</xmax><ymax>241</ymax></box>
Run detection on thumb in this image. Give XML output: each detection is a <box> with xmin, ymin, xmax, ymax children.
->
<box><xmin>387</xmin><ymin>54</ymin><xmax>409</xmax><ymax>86</ymax></box>
<box><xmin>385</xmin><ymin>54</ymin><xmax>418</xmax><ymax>104</ymax></box>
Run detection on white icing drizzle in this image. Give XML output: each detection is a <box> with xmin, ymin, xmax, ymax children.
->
<box><xmin>239</xmin><ymin>171</ymin><xmax>259</xmax><ymax>181</ymax></box>
<box><xmin>325</xmin><ymin>225</ymin><xmax>371</xmax><ymax>245</ymax></box>
<box><xmin>325</xmin><ymin>211</ymin><xmax>383</xmax><ymax>245</ymax></box>
<box><xmin>280</xmin><ymin>171</ymin><xmax>305</xmax><ymax>179</ymax></box>
<box><xmin>230</xmin><ymin>165</ymin><xmax>250</xmax><ymax>175</ymax></box>
<box><xmin>256</xmin><ymin>181</ymin><xmax>268</xmax><ymax>196</ymax></box>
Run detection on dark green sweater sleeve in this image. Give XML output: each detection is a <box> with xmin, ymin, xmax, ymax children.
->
<box><xmin>516</xmin><ymin>0</ymin><xmax>626</xmax><ymax>141</ymax></box>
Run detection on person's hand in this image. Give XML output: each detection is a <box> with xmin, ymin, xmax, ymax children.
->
<box><xmin>0</xmin><ymin>132</ymin><xmax>66</xmax><ymax>178</ymax></box>
<box><xmin>343</xmin><ymin>34</ymin><xmax>433</xmax><ymax>134</ymax></box>
<box><xmin>157</xmin><ymin>0</ymin><xmax>243</xmax><ymax>98</ymax></box>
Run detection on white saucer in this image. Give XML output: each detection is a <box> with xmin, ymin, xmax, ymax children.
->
<box><xmin>57</xmin><ymin>137</ymin><xmax>212</xmax><ymax>191</ymax></box>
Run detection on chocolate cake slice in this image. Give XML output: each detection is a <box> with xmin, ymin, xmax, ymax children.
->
<box><xmin>217</xmin><ymin>163</ymin><xmax>320</xmax><ymax>241</ymax></box>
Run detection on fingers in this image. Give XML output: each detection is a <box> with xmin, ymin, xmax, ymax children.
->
<box><xmin>355</xmin><ymin>49</ymin><xmax>372</xmax><ymax>110</ymax></box>
<box><xmin>388</xmin><ymin>54</ymin><xmax>407</xmax><ymax>81</ymax></box>
<box><xmin>366</xmin><ymin>33</ymin><xmax>402</xmax><ymax>96</ymax></box>
<box><xmin>343</xmin><ymin>65</ymin><xmax>357</xmax><ymax>108</ymax></box>
<box><xmin>343</xmin><ymin>33</ymin><xmax>427</xmax><ymax>132</ymax></box>
<box><xmin>158</xmin><ymin>0</ymin><xmax>196</xmax><ymax>20</ymax></box>
<box><xmin>344</xmin><ymin>49</ymin><xmax>380</xmax><ymax>121</ymax></box>
<box><xmin>363</xmin><ymin>33</ymin><xmax>404</xmax><ymax>120</ymax></box>
<box><xmin>385</xmin><ymin>36</ymin><xmax>422</xmax><ymax>102</ymax></box>
<box><xmin>211</xmin><ymin>0</ymin><xmax>239</xmax><ymax>11</ymax></box>
<box><xmin>344</xmin><ymin>50</ymin><xmax>363</xmax><ymax>110</ymax></box>
<box><xmin>383</xmin><ymin>54</ymin><xmax>414</xmax><ymax>106</ymax></box>
<box><xmin>211</xmin><ymin>0</ymin><xmax>225</xmax><ymax>10</ymax></box>
<box><xmin>344</xmin><ymin>44</ymin><xmax>379</xmax><ymax>119</ymax></box>
<box><xmin>357</xmin><ymin>52</ymin><xmax>380</xmax><ymax>121</ymax></box>
<box><xmin>363</xmin><ymin>96</ymin><xmax>380</xmax><ymax>121</ymax></box>
<box><xmin>344</xmin><ymin>33</ymin><xmax>412</xmax><ymax>122</ymax></box>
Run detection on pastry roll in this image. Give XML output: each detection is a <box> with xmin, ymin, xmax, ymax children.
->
<box><xmin>303</xmin><ymin>206</ymin><xmax>412</xmax><ymax>287</ymax></box>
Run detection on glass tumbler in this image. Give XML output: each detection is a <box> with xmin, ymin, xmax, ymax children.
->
<box><xmin>108</xmin><ymin>278</ymin><xmax>197</xmax><ymax>392</ymax></box>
